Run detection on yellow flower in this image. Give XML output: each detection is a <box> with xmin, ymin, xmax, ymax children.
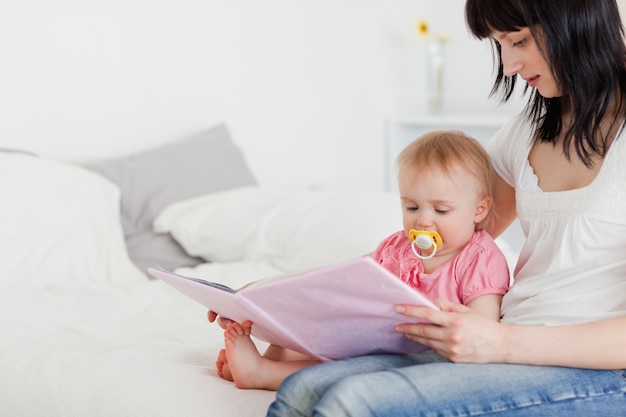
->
<box><xmin>416</xmin><ymin>20</ymin><xmax>429</xmax><ymax>37</ymax></box>
<box><xmin>416</xmin><ymin>19</ymin><xmax>449</xmax><ymax>42</ymax></box>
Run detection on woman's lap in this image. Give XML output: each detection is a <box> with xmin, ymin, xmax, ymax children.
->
<box><xmin>266</xmin><ymin>351</ymin><xmax>626</xmax><ymax>417</ymax></box>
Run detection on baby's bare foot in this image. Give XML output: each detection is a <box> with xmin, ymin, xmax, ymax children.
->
<box><xmin>215</xmin><ymin>348</ymin><xmax>233</xmax><ymax>381</ymax></box>
<box><xmin>224</xmin><ymin>321</ymin><xmax>267</xmax><ymax>389</ymax></box>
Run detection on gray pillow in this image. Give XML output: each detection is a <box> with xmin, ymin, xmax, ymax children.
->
<box><xmin>85</xmin><ymin>123</ymin><xmax>257</xmax><ymax>275</ymax></box>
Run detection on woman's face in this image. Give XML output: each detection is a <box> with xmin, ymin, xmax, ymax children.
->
<box><xmin>492</xmin><ymin>27</ymin><xmax>560</xmax><ymax>98</ymax></box>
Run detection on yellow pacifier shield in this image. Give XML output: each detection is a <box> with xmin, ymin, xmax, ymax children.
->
<box><xmin>408</xmin><ymin>229</ymin><xmax>443</xmax><ymax>250</ymax></box>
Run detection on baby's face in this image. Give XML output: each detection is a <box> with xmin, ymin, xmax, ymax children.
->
<box><xmin>398</xmin><ymin>164</ymin><xmax>489</xmax><ymax>257</ymax></box>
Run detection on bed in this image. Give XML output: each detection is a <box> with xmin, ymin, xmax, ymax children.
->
<box><xmin>0</xmin><ymin>123</ymin><xmax>518</xmax><ymax>417</ymax></box>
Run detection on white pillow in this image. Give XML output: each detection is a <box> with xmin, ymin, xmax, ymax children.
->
<box><xmin>154</xmin><ymin>186</ymin><xmax>403</xmax><ymax>272</ymax></box>
<box><xmin>154</xmin><ymin>186</ymin><xmax>311</xmax><ymax>262</ymax></box>
<box><xmin>0</xmin><ymin>153</ymin><xmax>145</xmax><ymax>287</ymax></box>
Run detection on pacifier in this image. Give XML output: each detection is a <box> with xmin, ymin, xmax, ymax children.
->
<box><xmin>408</xmin><ymin>229</ymin><xmax>443</xmax><ymax>260</ymax></box>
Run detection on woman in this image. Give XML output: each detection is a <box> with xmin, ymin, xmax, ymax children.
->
<box><xmin>265</xmin><ymin>0</ymin><xmax>626</xmax><ymax>415</ymax></box>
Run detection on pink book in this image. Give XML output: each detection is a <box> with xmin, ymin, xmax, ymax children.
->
<box><xmin>148</xmin><ymin>257</ymin><xmax>437</xmax><ymax>361</ymax></box>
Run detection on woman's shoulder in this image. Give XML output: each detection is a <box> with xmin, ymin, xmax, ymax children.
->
<box><xmin>488</xmin><ymin>113</ymin><xmax>533</xmax><ymax>152</ymax></box>
<box><xmin>488</xmin><ymin>113</ymin><xmax>534</xmax><ymax>187</ymax></box>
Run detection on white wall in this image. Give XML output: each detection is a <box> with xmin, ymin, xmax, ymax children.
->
<box><xmin>0</xmin><ymin>0</ymin><xmax>523</xmax><ymax>190</ymax></box>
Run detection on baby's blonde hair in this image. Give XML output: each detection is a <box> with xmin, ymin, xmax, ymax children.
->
<box><xmin>396</xmin><ymin>130</ymin><xmax>494</xmax><ymax>228</ymax></box>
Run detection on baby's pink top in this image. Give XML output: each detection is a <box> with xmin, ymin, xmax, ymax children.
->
<box><xmin>371</xmin><ymin>230</ymin><xmax>510</xmax><ymax>305</ymax></box>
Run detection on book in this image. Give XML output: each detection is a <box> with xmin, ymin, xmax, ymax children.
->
<box><xmin>148</xmin><ymin>257</ymin><xmax>437</xmax><ymax>361</ymax></box>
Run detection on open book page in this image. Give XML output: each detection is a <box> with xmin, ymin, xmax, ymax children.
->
<box><xmin>148</xmin><ymin>267</ymin><xmax>292</xmax><ymax>349</ymax></box>
<box><xmin>148</xmin><ymin>257</ymin><xmax>438</xmax><ymax>361</ymax></box>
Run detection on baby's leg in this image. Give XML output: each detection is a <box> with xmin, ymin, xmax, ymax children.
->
<box><xmin>216</xmin><ymin>335</ymin><xmax>299</xmax><ymax>382</ymax></box>
<box><xmin>215</xmin><ymin>348</ymin><xmax>233</xmax><ymax>381</ymax></box>
<box><xmin>263</xmin><ymin>344</ymin><xmax>316</xmax><ymax>362</ymax></box>
<box><xmin>224</xmin><ymin>321</ymin><xmax>321</xmax><ymax>391</ymax></box>
<box><xmin>217</xmin><ymin>344</ymin><xmax>294</xmax><ymax>382</ymax></box>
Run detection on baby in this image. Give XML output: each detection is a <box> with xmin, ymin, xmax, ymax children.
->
<box><xmin>212</xmin><ymin>130</ymin><xmax>510</xmax><ymax>390</ymax></box>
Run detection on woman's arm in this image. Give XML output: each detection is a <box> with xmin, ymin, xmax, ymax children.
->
<box><xmin>395</xmin><ymin>300</ymin><xmax>626</xmax><ymax>370</ymax></box>
<box><xmin>499</xmin><ymin>314</ymin><xmax>626</xmax><ymax>369</ymax></box>
<box><xmin>485</xmin><ymin>174</ymin><xmax>517</xmax><ymax>239</ymax></box>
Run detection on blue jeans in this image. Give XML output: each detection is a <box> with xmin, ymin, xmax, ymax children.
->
<box><xmin>266</xmin><ymin>350</ymin><xmax>626</xmax><ymax>417</ymax></box>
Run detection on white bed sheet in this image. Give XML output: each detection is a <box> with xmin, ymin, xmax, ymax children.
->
<box><xmin>0</xmin><ymin>261</ymin><xmax>281</xmax><ymax>417</ymax></box>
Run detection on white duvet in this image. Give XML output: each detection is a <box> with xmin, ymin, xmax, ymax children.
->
<box><xmin>0</xmin><ymin>262</ymin><xmax>279</xmax><ymax>417</ymax></box>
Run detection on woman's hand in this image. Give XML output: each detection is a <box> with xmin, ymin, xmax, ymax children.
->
<box><xmin>394</xmin><ymin>299</ymin><xmax>506</xmax><ymax>364</ymax></box>
<box><xmin>207</xmin><ymin>310</ymin><xmax>234</xmax><ymax>329</ymax></box>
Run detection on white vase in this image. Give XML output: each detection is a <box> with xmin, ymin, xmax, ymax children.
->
<box><xmin>426</xmin><ymin>38</ymin><xmax>446</xmax><ymax>114</ymax></box>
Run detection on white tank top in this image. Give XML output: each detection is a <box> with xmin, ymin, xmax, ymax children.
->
<box><xmin>488</xmin><ymin>115</ymin><xmax>626</xmax><ymax>326</ymax></box>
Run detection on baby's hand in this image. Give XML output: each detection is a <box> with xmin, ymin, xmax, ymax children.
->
<box><xmin>207</xmin><ymin>310</ymin><xmax>234</xmax><ymax>329</ymax></box>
